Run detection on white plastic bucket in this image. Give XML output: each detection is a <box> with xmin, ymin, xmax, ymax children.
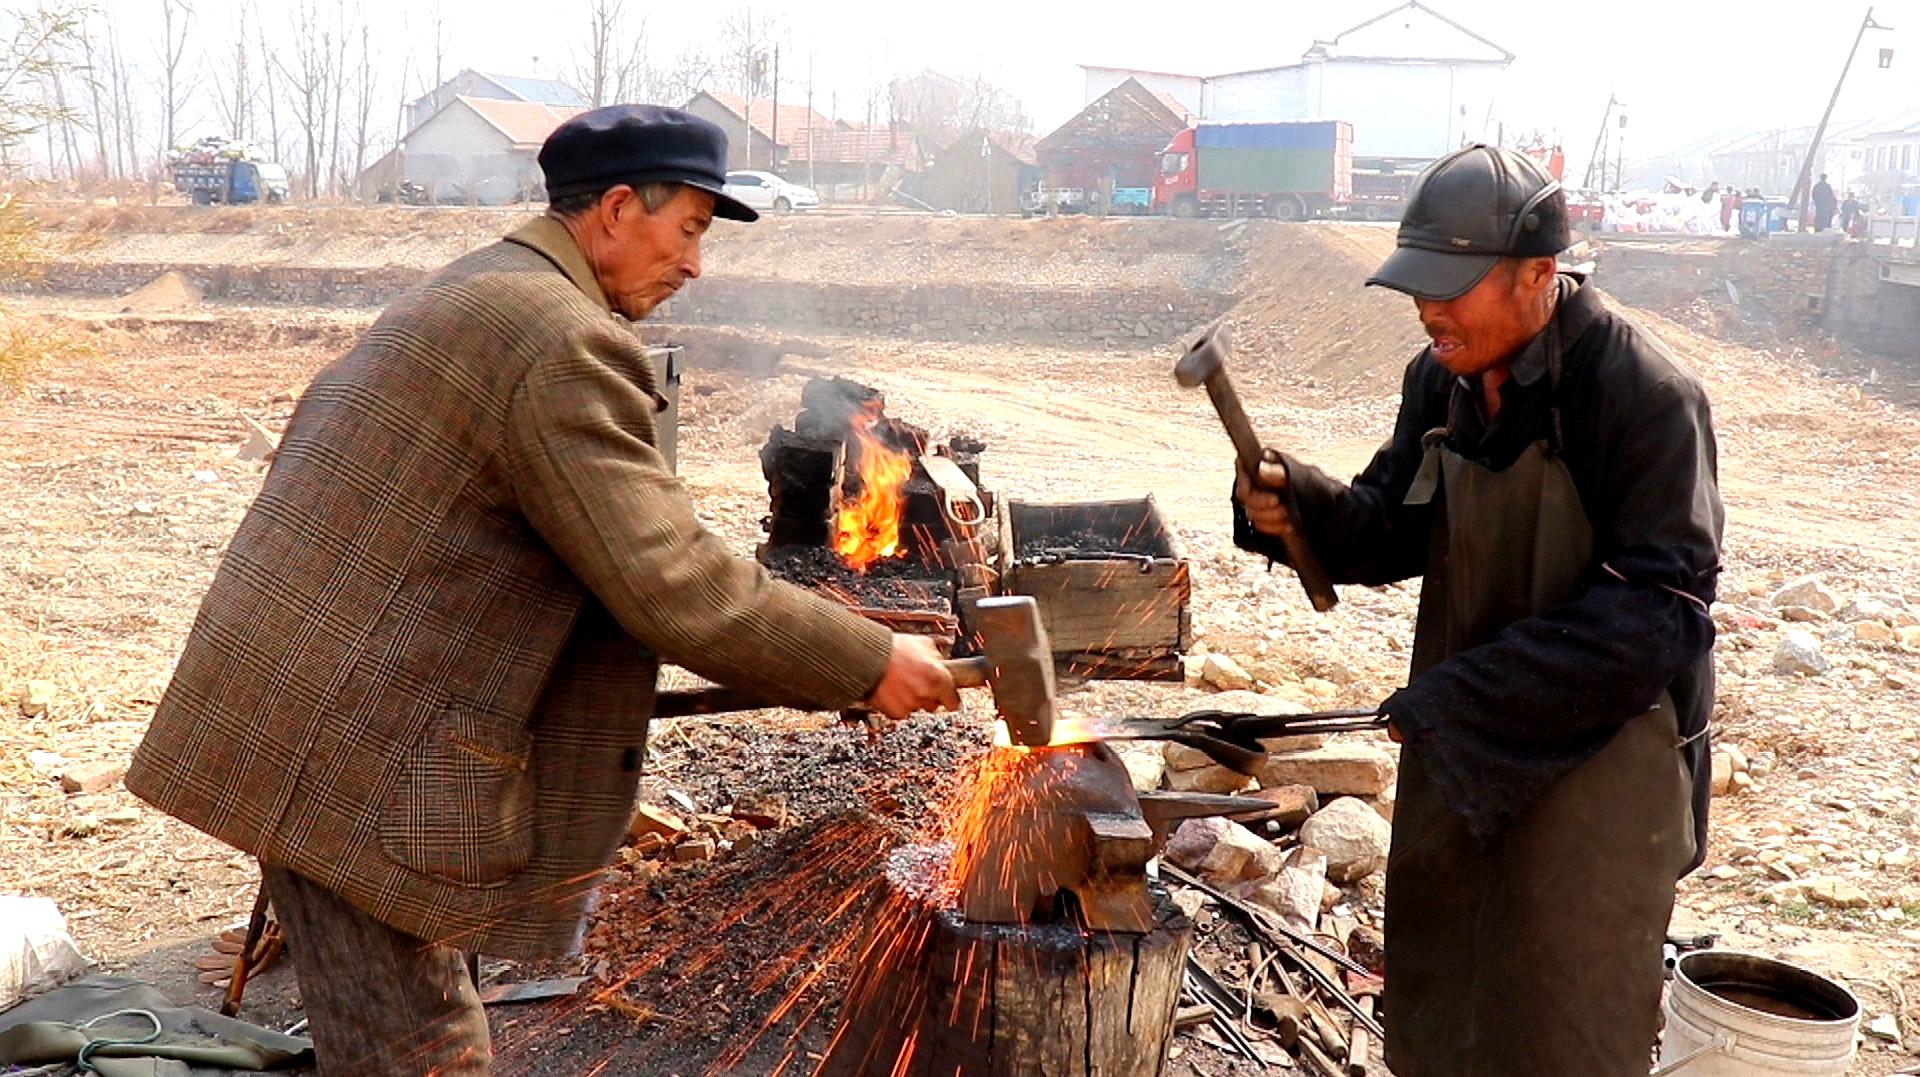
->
<box><xmin>1654</xmin><ymin>951</ymin><xmax>1860</xmax><ymax>1076</ymax></box>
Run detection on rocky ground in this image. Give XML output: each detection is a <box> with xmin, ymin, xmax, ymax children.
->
<box><xmin>2</xmin><ymin>216</ymin><xmax>1918</xmax><ymax>1074</ymax></box>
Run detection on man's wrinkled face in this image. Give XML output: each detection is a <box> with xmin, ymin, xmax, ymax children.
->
<box><xmin>584</xmin><ymin>185</ymin><xmax>714</xmax><ymax>319</ymax></box>
<box><xmin>1412</xmin><ymin>257</ymin><xmax>1557</xmax><ymax>378</ymax></box>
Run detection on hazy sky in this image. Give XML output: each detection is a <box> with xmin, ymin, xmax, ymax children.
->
<box><xmin>86</xmin><ymin>0</ymin><xmax>1920</xmax><ymax>172</ymax></box>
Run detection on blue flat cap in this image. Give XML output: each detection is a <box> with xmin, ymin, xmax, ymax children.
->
<box><xmin>539</xmin><ymin>104</ymin><xmax>757</xmax><ymax>222</ymax></box>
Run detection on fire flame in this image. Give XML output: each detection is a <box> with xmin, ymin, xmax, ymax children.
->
<box><xmin>833</xmin><ymin>412</ymin><xmax>913</xmax><ymax>573</ymax></box>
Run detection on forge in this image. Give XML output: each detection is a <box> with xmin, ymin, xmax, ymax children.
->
<box><xmin>759</xmin><ymin>376</ymin><xmax>1191</xmax><ymax>676</ymax></box>
<box><xmin>759</xmin><ymin>376</ymin><xmax>991</xmax><ymax>650</ymax></box>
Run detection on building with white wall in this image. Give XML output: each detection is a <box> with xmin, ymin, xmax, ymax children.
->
<box><xmin>1081</xmin><ymin>1</ymin><xmax>1512</xmax><ymax>162</ymax></box>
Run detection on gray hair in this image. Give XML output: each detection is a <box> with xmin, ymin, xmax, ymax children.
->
<box><xmin>548</xmin><ymin>181</ymin><xmax>680</xmax><ymax>218</ymax></box>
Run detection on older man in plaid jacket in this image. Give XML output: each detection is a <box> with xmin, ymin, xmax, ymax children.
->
<box><xmin>127</xmin><ymin>106</ymin><xmax>959</xmax><ymax>1074</ymax></box>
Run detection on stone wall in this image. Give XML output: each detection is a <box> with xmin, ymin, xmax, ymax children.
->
<box><xmin>662</xmin><ymin>279</ymin><xmax>1229</xmax><ymax>344</ymax></box>
<box><xmin>1823</xmin><ymin>248</ymin><xmax>1920</xmax><ymax>358</ymax></box>
<box><xmin>19</xmin><ymin>261</ymin><xmax>1230</xmax><ymax>346</ymax></box>
<box><xmin>1594</xmin><ymin>236</ymin><xmax>1919</xmax><ymax>361</ymax></box>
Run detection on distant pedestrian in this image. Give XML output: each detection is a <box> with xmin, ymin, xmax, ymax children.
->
<box><xmin>1840</xmin><ymin>191</ymin><xmax>1860</xmax><ymax>232</ymax></box>
<box><xmin>1811</xmin><ymin>173</ymin><xmax>1836</xmax><ymax>232</ymax></box>
<box><xmin>1719</xmin><ymin>185</ymin><xmax>1740</xmax><ymax>232</ymax></box>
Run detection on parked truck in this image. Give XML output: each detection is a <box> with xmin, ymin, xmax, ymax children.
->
<box><xmin>166</xmin><ymin>137</ymin><xmax>289</xmax><ymax>205</ymax></box>
<box><xmin>170</xmin><ymin>159</ymin><xmax>290</xmax><ymax>205</ymax></box>
<box><xmin>1153</xmin><ymin>121</ymin><xmax>1354</xmax><ymax>220</ymax></box>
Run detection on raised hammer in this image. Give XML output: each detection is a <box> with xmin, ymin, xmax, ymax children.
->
<box><xmin>651</xmin><ymin>594</ymin><xmax>1058</xmax><ymax>747</ymax></box>
<box><xmin>1174</xmin><ymin>324</ymin><xmax>1339</xmax><ymax>612</ymax></box>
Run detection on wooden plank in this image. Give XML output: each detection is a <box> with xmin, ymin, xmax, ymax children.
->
<box><xmin>1059</xmin><ymin>649</ymin><xmax>1183</xmax><ymax>682</ymax></box>
<box><xmin>1006</xmin><ymin>559</ymin><xmax>1191</xmax><ymax>651</ymax></box>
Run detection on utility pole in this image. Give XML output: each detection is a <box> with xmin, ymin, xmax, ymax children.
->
<box><xmin>770</xmin><ymin>44</ymin><xmax>780</xmax><ymax>176</ymax></box>
<box><xmin>1582</xmin><ymin>94</ymin><xmax>1618</xmax><ymax>191</ymax></box>
<box><xmin>805</xmin><ymin>53</ymin><xmax>815</xmax><ymax>190</ymax></box>
<box><xmin>1614</xmin><ymin>115</ymin><xmax>1626</xmax><ymax>192</ymax></box>
<box><xmin>1788</xmin><ymin>6</ymin><xmax>1893</xmax><ymax>220</ymax></box>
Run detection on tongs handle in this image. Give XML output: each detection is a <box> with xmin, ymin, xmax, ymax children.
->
<box><xmin>1181</xmin><ymin>707</ymin><xmax>1387</xmax><ymax>746</ymax></box>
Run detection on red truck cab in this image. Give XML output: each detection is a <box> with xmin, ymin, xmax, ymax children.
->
<box><xmin>1153</xmin><ymin>128</ymin><xmax>1200</xmax><ymax>217</ymax></box>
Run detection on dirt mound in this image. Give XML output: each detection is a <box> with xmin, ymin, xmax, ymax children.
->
<box><xmin>118</xmin><ymin>270</ymin><xmax>203</xmax><ymax>313</ymax></box>
<box><xmin>1223</xmin><ymin>224</ymin><xmax>1428</xmax><ymax>399</ymax></box>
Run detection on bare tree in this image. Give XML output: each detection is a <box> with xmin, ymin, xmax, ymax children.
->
<box><xmin>210</xmin><ymin>2</ymin><xmax>254</xmax><ymax>143</ymax></box>
<box><xmin>327</xmin><ymin>0</ymin><xmax>347</xmax><ymax>194</ymax></box>
<box><xmin>76</xmin><ymin>14</ymin><xmax>109</xmax><ymax>175</ymax></box>
<box><xmin>635</xmin><ymin>42</ymin><xmax>716</xmax><ymax>107</ymax></box>
<box><xmin>349</xmin><ymin>19</ymin><xmax>375</xmax><ymax>196</ymax></box>
<box><xmin>0</xmin><ymin>1</ymin><xmax>88</xmax><ymax>173</ymax></box>
<box><xmin>278</xmin><ymin>0</ymin><xmax>338</xmax><ymax>197</ymax></box>
<box><xmin>105</xmin><ymin>19</ymin><xmax>139</xmax><ymax>177</ymax></box>
<box><xmin>154</xmin><ymin>0</ymin><xmax>193</xmax><ymax>152</ymax></box>
<box><xmin>570</xmin><ymin>0</ymin><xmax>644</xmax><ymax>107</ymax></box>
<box><xmin>716</xmin><ymin>8</ymin><xmax>775</xmax><ymax>99</ymax></box>
<box><xmin>255</xmin><ymin>16</ymin><xmax>282</xmax><ymax>165</ymax></box>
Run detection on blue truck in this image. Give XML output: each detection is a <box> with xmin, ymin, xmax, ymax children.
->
<box><xmin>169</xmin><ymin>158</ymin><xmax>290</xmax><ymax>206</ymax></box>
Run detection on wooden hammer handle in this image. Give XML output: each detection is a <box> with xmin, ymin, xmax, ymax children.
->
<box><xmin>654</xmin><ymin>658</ymin><xmax>990</xmax><ymax>719</ymax></box>
<box><xmin>1206</xmin><ymin>369</ymin><xmax>1340</xmax><ymax>612</ymax></box>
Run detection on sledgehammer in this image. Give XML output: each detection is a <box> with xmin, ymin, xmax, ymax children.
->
<box><xmin>1174</xmin><ymin>324</ymin><xmax>1339</xmax><ymax>612</ymax></box>
<box><xmin>652</xmin><ymin>595</ymin><xmax>1058</xmax><ymax>746</ymax></box>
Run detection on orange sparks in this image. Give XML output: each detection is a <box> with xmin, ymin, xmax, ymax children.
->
<box><xmin>832</xmin><ymin>411</ymin><xmax>913</xmax><ymax>573</ymax></box>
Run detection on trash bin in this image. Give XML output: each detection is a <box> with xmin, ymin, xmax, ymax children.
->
<box><xmin>1738</xmin><ymin>199</ymin><xmax>1789</xmax><ymax>238</ymax></box>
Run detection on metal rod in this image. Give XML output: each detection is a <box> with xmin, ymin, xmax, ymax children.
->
<box><xmin>1162</xmin><ymin>865</ymin><xmax>1370</xmax><ymax>977</ymax></box>
<box><xmin>1164</xmin><ymin>866</ymin><xmax>1385</xmax><ymax>1041</ymax></box>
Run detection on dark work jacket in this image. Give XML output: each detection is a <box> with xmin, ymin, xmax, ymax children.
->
<box><xmin>1234</xmin><ymin>279</ymin><xmax>1722</xmax><ymax>866</ymax></box>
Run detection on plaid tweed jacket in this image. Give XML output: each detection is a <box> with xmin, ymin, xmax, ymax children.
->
<box><xmin>127</xmin><ymin>217</ymin><xmax>893</xmax><ymax>959</ymax></box>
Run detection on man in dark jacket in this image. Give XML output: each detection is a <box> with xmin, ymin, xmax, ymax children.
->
<box><xmin>1233</xmin><ymin>145</ymin><xmax>1722</xmax><ymax>1076</ymax></box>
<box><xmin>1812</xmin><ymin>173</ymin><xmax>1837</xmax><ymax>232</ymax></box>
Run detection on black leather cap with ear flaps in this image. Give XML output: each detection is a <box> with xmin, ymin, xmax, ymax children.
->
<box><xmin>1367</xmin><ymin>144</ymin><xmax>1571</xmax><ymax>301</ymax></box>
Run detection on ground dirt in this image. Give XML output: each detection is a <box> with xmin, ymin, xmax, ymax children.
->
<box><xmin>2</xmin><ymin>212</ymin><xmax>1917</xmax><ymax>1075</ymax></box>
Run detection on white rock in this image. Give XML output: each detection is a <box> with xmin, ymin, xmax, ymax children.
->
<box><xmin>1767</xmin><ymin>875</ymin><xmax>1872</xmax><ymax>909</ymax></box>
<box><xmin>1720</xmin><ymin>743</ymin><xmax>1749</xmax><ymax>774</ymax></box>
<box><xmin>1367</xmin><ymin>783</ymin><xmax>1397</xmax><ymax>822</ymax></box>
<box><xmin>1299</xmin><ymin>797</ymin><xmax>1392</xmax><ymax>883</ymax></box>
<box><xmin>1166</xmin><ymin>762</ymin><xmax>1254</xmax><ymax>795</ymax></box>
<box><xmin>1202</xmin><ymin>653</ymin><xmax>1253</xmax><ymax>692</ymax></box>
<box><xmin>1711</xmin><ymin>753</ymin><xmax>1734</xmax><ymax>797</ymax></box>
<box><xmin>1770</xmin><ymin>576</ymin><xmax>1837</xmax><ymax>613</ymax></box>
<box><xmin>1235</xmin><ymin>846</ymin><xmax>1327</xmax><ymax>932</ymax></box>
<box><xmin>27</xmin><ymin>750</ymin><xmax>67</xmax><ymax>774</ymax></box>
<box><xmin>1111</xmin><ymin>742</ymin><xmax>1166</xmax><ymax>793</ymax></box>
<box><xmin>1258</xmin><ymin>741</ymin><xmax>1397</xmax><ymax>797</ymax></box>
<box><xmin>1771</xmin><ymin>630</ymin><xmax>1829</xmax><ymax>676</ymax></box>
<box><xmin>1837</xmin><ymin>593</ymin><xmax>1909</xmax><ymax>624</ymax></box>
<box><xmin>1865</xmin><ymin>1014</ymin><xmax>1901</xmax><ymax>1044</ymax></box>
<box><xmin>1165</xmin><ymin>817</ymin><xmax>1274</xmax><ymax>885</ymax></box>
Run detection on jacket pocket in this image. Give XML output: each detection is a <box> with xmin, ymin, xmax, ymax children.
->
<box><xmin>379</xmin><ymin>708</ymin><xmax>537</xmax><ymax>885</ymax></box>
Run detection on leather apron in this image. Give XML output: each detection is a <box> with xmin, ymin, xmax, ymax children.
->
<box><xmin>1381</xmin><ymin>327</ymin><xmax>1697</xmax><ymax>1076</ymax></box>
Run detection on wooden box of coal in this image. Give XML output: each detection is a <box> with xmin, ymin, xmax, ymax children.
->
<box><xmin>996</xmin><ymin>496</ymin><xmax>1190</xmax><ymax>681</ymax></box>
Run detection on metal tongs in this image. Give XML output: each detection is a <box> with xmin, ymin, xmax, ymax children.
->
<box><xmin>1092</xmin><ymin>707</ymin><xmax>1387</xmax><ymax>776</ymax></box>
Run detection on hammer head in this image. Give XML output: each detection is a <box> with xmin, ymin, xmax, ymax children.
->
<box><xmin>972</xmin><ymin>595</ymin><xmax>1057</xmax><ymax>747</ymax></box>
<box><xmin>1173</xmin><ymin>323</ymin><xmax>1231</xmax><ymax>388</ymax></box>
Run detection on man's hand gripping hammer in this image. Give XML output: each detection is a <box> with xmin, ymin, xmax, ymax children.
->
<box><xmin>1174</xmin><ymin>324</ymin><xmax>1339</xmax><ymax>612</ymax></box>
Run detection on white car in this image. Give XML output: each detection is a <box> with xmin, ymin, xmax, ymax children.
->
<box><xmin>722</xmin><ymin>170</ymin><xmax>820</xmax><ymax>213</ymax></box>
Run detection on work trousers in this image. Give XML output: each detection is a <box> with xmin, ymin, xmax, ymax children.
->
<box><xmin>263</xmin><ymin>865</ymin><xmax>492</xmax><ymax>1075</ymax></box>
